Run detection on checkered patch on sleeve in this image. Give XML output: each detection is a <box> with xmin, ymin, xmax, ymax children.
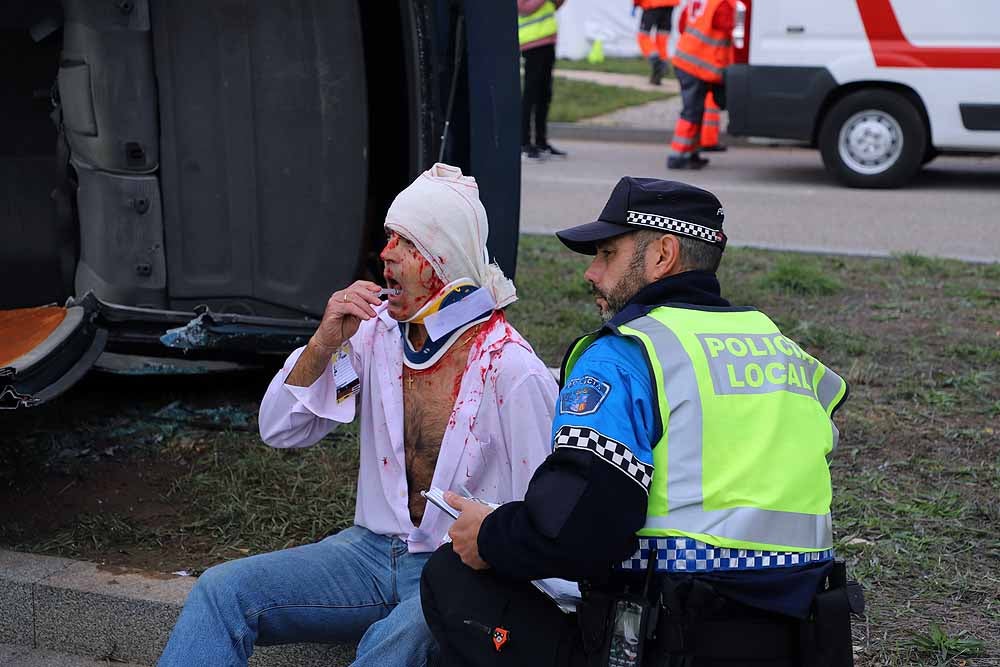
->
<box><xmin>553</xmin><ymin>426</ymin><xmax>654</xmax><ymax>493</ymax></box>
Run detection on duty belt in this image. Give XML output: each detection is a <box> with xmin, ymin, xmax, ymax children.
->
<box><xmin>615</xmin><ymin>536</ymin><xmax>835</xmax><ymax>573</ymax></box>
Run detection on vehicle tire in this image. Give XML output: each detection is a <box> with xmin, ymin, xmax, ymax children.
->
<box><xmin>818</xmin><ymin>89</ymin><xmax>927</xmax><ymax>188</ymax></box>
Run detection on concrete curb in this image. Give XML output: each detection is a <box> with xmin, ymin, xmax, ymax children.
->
<box><xmin>0</xmin><ymin>549</ymin><xmax>353</xmax><ymax>666</ymax></box>
<box><xmin>549</xmin><ymin>121</ymin><xmax>756</xmax><ymax>147</ymax></box>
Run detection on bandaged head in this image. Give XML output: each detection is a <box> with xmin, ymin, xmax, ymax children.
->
<box><xmin>384</xmin><ymin>163</ymin><xmax>517</xmax><ymax>310</ymax></box>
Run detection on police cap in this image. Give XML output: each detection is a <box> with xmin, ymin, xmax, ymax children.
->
<box><xmin>555</xmin><ymin>177</ymin><xmax>727</xmax><ymax>255</ymax></box>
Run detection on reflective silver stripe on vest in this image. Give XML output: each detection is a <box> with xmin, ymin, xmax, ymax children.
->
<box><xmin>674</xmin><ymin>49</ymin><xmax>724</xmax><ymax>77</ymax></box>
<box><xmin>815</xmin><ymin>366</ymin><xmax>846</xmax><ymax>415</ymax></box>
<box><xmin>831</xmin><ymin>421</ymin><xmax>840</xmax><ymax>453</ymax></box>
<box><xmin>519</xmin><ymin>10</ymin><xmax>556</xmax><ymax>28</ymax></box>
<box><xmin>645</xmin><ymin>507</ymin><xmax>833</xmax><ymax>550</ymax></box>
<box><xmin>625</xmin><ymin>314</ymin><xmax>833</xmax><ymax>551</ymax></box>
<box><xmin>623</xmin><ymin>316</ymin><xmax>704</xmax><ymax>515</ymax></box>
<box><xmin>686</xmin><ymin>26</ymin><xmax>733</xmax><ymax>48</ymax></box>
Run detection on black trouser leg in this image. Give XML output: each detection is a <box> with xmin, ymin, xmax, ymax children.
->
<box><xmin>521</xmin><ymin>43</ymin><xmax>555</xmax><ymax>147</ymax></box>
<box><xmin>534</xmin><ymin>43</ymin><xmax>555</xmax><ymax>147</ymax></box>
<box><xmin>521</xmin><ymin>49</ymin><xmax>540</xmax><ymax>146</ymax></box>
<box><xmin>421</xmin><ymin>543</ymin><xmax>586</xmax><ymax>667</ymax></box>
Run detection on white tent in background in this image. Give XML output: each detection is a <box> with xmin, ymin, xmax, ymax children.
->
<box><xmin>555</xmin><ymin>0</ymin><xmax>643</xmax><ymax>60</ymax></box>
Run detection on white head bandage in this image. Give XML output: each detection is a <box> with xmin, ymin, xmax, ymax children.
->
<box><xmin>384</xmin><ymin>163</ymin><xmax>517</xmax><ymax>309</ymax></box>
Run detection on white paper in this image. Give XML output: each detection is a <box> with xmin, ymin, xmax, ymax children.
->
<box><xmin>531</xmin><ymin>578</ymin><xmax>582</xmax><ymax>614</ymax></box>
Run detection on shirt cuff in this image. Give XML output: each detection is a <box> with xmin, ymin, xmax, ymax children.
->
<box><xmin>282</xmin><ymin>346</ymin><xmax>357</xmax><ymax>423</ymax></box>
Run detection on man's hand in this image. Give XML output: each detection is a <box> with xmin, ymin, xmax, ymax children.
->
<box><xmin>285</xmin><ymin>280</ymin><xmax>382</xmax><ymax>387</ymax></box>
<box><xmin>312</xmin><ymin>281</ymin><xmax>384</xmax><ymax>355</ymax></box>
<box><xmin>446</xmin><ymin>492</ymin><xmax>493</xmax><ymax>570</ymax></box>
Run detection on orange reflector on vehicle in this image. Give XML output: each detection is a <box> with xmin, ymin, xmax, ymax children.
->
<box><xmin>0</xmin><ymin>306</ymin><xmax>67</xmax><ymax>367</ymax></box>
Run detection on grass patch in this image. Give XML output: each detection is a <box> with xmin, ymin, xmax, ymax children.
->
<box><xmin>908</xmin><ymin>624</ymin><xmax>985</xmax><ymax>666</ymax></box>
<box><xmin>507</xmin><ymin>235</ymin><xmax>599</xmax><ymax>365</ymax></box>
<box><xmin>757</xmin><ymin>256</ymin><xmax>842</xmax><ymax>296</ymax></box>
<box><xmin>897</xmin><ymin>252</ymin><xmax>956</xmax><ymax>278</ymax></box>
<box><xmin>555</xmin><ymin>57</ymin><xmax>653</xmax><ymax>77</ymax></box>
<box><xmin>549</xmin><ymin>77</ymin><xmax>671</xmax><ymax>122</ymax></box>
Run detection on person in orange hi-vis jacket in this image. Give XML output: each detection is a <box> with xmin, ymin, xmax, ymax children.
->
<box><xmin>667</xmin><ymin>0</ymin><xmax>735</xmax><ymax>169</ymax></box>
<box><xmin>634</xmin><ymin>0</ymin><xmax>680</xmax><ymax>85</ymax></box>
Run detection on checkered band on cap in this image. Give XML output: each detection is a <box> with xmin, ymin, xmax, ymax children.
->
<box><xmin>626</xmin><ymin>210</ymin><xmax>726</xmax><ymax>246</ymax></box>
<box><xmin>615</xmin><ymin>536</ymin><xmax>835</xmax><ymax>573</ymax></box>
<box><xmin>554</xmin><ymin>426</ymin><xmax>654</xmax><ymax>493</ymax></box>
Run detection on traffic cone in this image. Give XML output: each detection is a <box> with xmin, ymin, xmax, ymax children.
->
<box><xmin>587</xmin><ymin>39</ymin><xmax>605</xmax><ymax>64</ymax></box>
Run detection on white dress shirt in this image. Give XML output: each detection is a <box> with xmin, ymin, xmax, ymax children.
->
<box><xmin>259</xmin><ymin>304</ymin><xmax>558</xmax><ymax>553</ymax></box>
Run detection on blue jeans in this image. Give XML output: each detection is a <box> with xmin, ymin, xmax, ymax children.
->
<box><xmin>158</xmin><ymin>526</ymin><xmax>435</xmax><ymax>667</ymax></box>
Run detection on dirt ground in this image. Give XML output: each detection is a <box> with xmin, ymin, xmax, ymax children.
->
<box><xmin>0</xmin><ymin>369</ymin><xmax>284</xmax><ymax>573</ymax></box>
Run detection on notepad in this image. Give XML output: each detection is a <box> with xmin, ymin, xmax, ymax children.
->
<box><xmin>421</xmin><ymin>485</ymin><xmax>582</xmax><ymax>614</ymax></box>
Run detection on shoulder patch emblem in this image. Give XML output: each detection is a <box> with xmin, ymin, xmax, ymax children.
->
<box><xmin>560</xmin><ymin>375</ymin><xmax>611</xmax><ymax>416</ymax></box>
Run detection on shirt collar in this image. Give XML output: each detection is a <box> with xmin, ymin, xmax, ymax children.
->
<box><xmin>378</xmin><ymin>304</ymin><xmax>523</xmax><ymax>360</ymax></box>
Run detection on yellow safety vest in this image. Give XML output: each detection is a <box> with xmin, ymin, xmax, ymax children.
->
<box><xmin>562</xmin><ymin>305</ymin><xmax>847</xmax><ymax>553</ymax></box>
<box><xmin>519</xmin><ymin>1</ymin><xmax>558</xmax><ymax>47</ymax></box>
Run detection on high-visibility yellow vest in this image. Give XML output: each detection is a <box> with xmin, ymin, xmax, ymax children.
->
<box><xmin>519</xmin><ymin>1</ymin><xmax>558</xmax><ymax>47</ymax></box>
<box><xmin>563</xmin><ymin>305</ymin><xmax>847</xmax><ymax>553</ymax></box>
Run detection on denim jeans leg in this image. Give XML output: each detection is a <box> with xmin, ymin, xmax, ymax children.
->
<box><xmin>352</xmin><ymin>538</ymin><xmax>435</xmax><ymax>667</ymax></box>
<box><xmin>158</xmin><ymin>526</ymin><xmax>398</xmax><ymax>667</ymax></box>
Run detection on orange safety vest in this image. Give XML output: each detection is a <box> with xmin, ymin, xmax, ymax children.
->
<box><xmin>636</xmin><ymin>0</ymin><xmax>681</xmax><ymax>9</ymax></box>
<box><xmin>671</xmin><ymin>0</ymin><xmax>734</xmax><ymax>84</ymax></box>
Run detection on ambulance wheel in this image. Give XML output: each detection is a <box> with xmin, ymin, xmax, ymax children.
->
<box><xmin>818</xmin><ymin>89</ymin><xmax>927</xmax><ymax>188</ymax></box>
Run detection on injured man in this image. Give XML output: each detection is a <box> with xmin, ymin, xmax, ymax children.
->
<box><xmin>157</xmin><ymin>163</ymin><xmax>558</xmax><ymax>667</ymax></box>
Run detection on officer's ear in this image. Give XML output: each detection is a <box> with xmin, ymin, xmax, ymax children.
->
<box><xmin>647</xmin><ymin>233</ymin><xmax>683</xmax><ymax>281</ymax></box>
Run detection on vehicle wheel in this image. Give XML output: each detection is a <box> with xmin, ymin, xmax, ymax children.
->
<box><xmin>818</xmin><ymin>89</ymin><xmax>927</xmax><ymax>188</ymax></box>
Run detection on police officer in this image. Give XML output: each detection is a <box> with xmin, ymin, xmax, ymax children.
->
<box><xmin>420</xmin><ymin>178</ymin><xmax>862</xmax><ymax>666</ymax></box>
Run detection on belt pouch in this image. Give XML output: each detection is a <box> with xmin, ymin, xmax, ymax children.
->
<box><xmin>577</xmin><ymin>590</ymin><xmax>614</xmax><ymax>658</ymax></box>
<box><xmin>806</xmin><ymin>562</ymin><xmax>861</xmax><ymax>667</ymax></box>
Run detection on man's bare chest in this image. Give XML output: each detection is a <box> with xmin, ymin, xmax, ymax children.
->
<box><xmin>401</xmin><ymin>353</ymin><xmax>466</xmax><ymax>455</ymax></box>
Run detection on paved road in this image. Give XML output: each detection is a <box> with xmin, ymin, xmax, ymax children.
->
<box><xmin>520</xmin><ymin>140</ymin><xmax>1000</xmax><ymax>263</ymax></box>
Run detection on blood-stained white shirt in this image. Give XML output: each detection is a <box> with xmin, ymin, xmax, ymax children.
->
<box><xmin>259</xmin><ymin>304</ymin><xmax>558</xmax><ymax>553</ymax></box>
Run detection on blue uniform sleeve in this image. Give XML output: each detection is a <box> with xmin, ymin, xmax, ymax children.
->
<box><xmin>553</xmin><ymin>335</ymin><xmax>657</xmax><ymax>477</ymax></box>
<box><xmin>478</xmin><ymin>335</ymin><xmax>659</xmax><ymax>581</ymax></box>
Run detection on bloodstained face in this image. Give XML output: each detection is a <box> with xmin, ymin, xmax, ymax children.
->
<box><xmin>380</xmin><ymin>229</ymin><xmax>445</xmax><ymax>321</ymax></box>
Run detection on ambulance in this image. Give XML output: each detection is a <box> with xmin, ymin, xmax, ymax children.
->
<box><xmin>725</xmin><ymin>0</ymin><xmax>1000</xmax><ymax>188</ymax></box>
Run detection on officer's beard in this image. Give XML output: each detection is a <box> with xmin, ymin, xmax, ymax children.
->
<box><xmin>592</xmin><ymin>246</ymin><xmax>648</xmax><ymax>323</ymax></box>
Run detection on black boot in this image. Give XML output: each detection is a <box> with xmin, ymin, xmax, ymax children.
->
<box><xmin>648</xmin><ymin>55</ymin><xmax>663</xmax><ymax>85</ymax></box>
<box><xmin>652</xmin><ymin>58</ymin><xmax>667</xmax><ymax>86</ymax></box>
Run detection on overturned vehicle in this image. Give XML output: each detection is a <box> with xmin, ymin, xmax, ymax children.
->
<box><xmin>1</xmin><ymin>0</ymin><xmax>522</xmax><ymax>408</ymax></box>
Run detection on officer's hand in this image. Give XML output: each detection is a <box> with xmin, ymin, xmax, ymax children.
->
<box><xmin>311</xmin><ymin>281</ymin><xmax>383</xmax><ymax>354</ymax></box>
<box><xmin>445</xmin><ymin>492</ymin><xmax>492</xmax><ymax>570</ymax></box>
